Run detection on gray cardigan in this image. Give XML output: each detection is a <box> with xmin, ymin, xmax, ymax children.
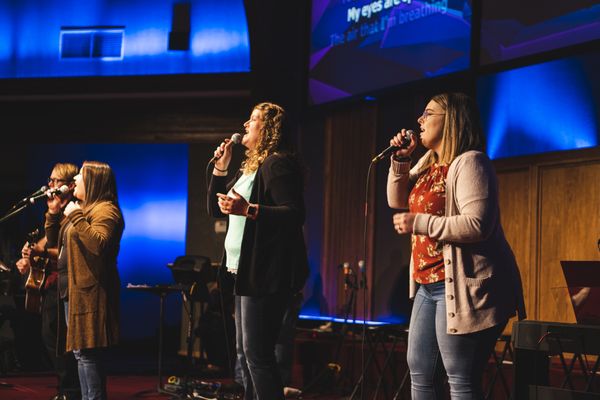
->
<box><xmin>387</xmin><ymin>150</ymin><xmax>526</xmax><ymax>334</ymax></box>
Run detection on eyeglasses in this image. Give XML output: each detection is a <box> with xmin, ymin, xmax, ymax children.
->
<box><xmin>48</xmin><ymin>177</ymin><xmax>69</xmax><ymax>185</ymax></box>
<box><xmin>419</xmin><ymin>110</ymin><xmax>445</xmax><ymax>121</ymax></box>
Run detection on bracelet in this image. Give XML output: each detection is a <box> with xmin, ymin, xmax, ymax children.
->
<box><xmin>392</xmin><ymin>155</ymin><xmax>411</xmax><ymax>163</ymax></box>
<box><xmin>246</xmin><ymin>203</ymin><xmax>259</xmax><ymax>220</ymax></box>
<box><xmin>213</xmin><ymin>165</ymin><xmax>228</xmax><ymax>173</ymax></box>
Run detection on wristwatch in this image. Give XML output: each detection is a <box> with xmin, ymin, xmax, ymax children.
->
<box><xmin>246</xmin><ymin>203</ymin><xmax>259</xmax><ymax>220</ymax></box>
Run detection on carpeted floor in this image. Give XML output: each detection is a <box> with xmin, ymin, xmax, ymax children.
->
<box><xmin>0</xmin><ymin>373</ymin><xmax>352</xmax><ymax>399</ymax></box>
<box><xmin>1</xmin><ymin>374</ymin><xmax>171</xmax><ymax>400</ymax></box>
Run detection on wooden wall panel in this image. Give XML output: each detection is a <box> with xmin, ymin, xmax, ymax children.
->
<box><xmin>538</xmin><ymin>160</ymin><xmax>600</xmax><ymax>323</ymax></box>
<box><xmin>494</xmin><ymin>147</ymin><xmax>600</xmax><ymax>326</ymax></box>
<box><xmin>496</xmin><ymin>168</ymin><xmax>534</xmax><ymax>328</ymax></box>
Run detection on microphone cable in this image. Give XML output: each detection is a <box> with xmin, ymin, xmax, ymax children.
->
<box><xmin>205</xmin><ymin>157</ymin><xmax>236</xmax><ymax>380</ymax></box>
<box><xmin>354</xmin><ymin>134</ymin><xmax>411</xmax><ymax>399</ymax></box>
<box><xmin>361</xmin><ymin>161</ymin><xmax>376</xmax><ymax>400</ymax></box>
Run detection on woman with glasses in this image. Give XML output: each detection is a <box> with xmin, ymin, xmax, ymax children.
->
<box><xmin>208</xmin><ymin>102</ymin><xmax>308</xmax><ymax>400</ymax></box>
<box><xmin>46</xmin><ymin>161</ymin><xmax>124</xmax><ymax>400</ymax></box>
<box><xmin>387</xmin><ymin>93</ymin><xmax>526</xmax><ymax>399</ymax></box>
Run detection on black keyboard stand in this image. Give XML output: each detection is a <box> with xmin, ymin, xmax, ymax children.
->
<box><xmin>348</xmin><ymin>324</ymin><xmax>409</xmax><ymax>400</ymax></box>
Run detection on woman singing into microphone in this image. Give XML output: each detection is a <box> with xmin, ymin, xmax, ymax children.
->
<box><xmin>207</xmin><ymin>102</ymin><xmax>309</xmax><ymax>400</ymax></box>
<box><xmin>46</xmin><ymin>161</ymin><xmax>124</xmax><ymax>400</ymax></box>
<box><xmin>387</xmin><ymin>93</ymin><xmax>526</xmax><ymax>399</ymax></box>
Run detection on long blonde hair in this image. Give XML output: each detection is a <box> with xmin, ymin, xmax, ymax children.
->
<box><xmin>241</xmin><ymin>102</ymin><xmax>287</xmax><ymax>174</ymax></box>
<box><xmin>417</xmin><ymin>92</ymin><xmax>483</xmax><ymax>174</ymax></box>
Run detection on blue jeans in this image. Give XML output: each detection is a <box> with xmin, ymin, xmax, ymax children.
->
<box><xmin>407</xmin><ymin>281</ymin><xmax>506</xmax><ymax>400</ymax></box>
<box><xmin>235</xmin><ymin>291</ymin><xmax>302</xmax><ymax>388</ymax></box>
<box><xmin>275</xmin><ymin>291</ymin><xmax>302</xmax><ymax>387</ymax></box>
<box><xmin>235</xmin><ymin>293</ymin><xmax>291</xmax><ymax>400</ymax></box>
<box><xmin>73</xmin><ymin>348</ymin><xmax>106</xmax><ymax>400</ymax></box>
<box><xmin>64</xmin><ymin>300</ymin><xmax>107</xmax><ymax>400</ymax></box>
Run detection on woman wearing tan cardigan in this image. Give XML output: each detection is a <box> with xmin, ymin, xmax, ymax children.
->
<box><xmin>46</xmin><ymin>161</ymin><xmax>124</xmax><ymax>400</ymax></box>
<box><xmin>387</xmin><ymin>93</ymin><xmax>526</xmax><ymax>399</ymax></box>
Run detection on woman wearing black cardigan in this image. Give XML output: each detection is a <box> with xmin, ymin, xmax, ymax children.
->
<box><xmin>207</xmin><ymin>102</ymin><xmax>308</xmax><ymax>400</ymax></box>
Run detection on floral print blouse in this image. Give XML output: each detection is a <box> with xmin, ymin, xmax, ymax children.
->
<box><xmin>408</xmin><ymin>163</ymin><xmax>448</xmax><ymax>284</ymax></box>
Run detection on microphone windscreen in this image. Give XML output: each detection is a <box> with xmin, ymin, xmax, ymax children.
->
<box><xmin>231</xmin><ymin>133</ymin><xmax>242</xmax><ymax>144</ymax></box>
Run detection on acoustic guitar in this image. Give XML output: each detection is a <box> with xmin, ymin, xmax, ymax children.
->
<box><xmin>24</xmin><ymin>229</ymin><xmax>49</xmax><ymax>314</ymax></box>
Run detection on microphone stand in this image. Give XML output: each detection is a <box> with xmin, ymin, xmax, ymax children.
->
<box><xmin>0</xmin><ymin>185</ymin><xmax>69</xmax><ymax>224</ymax></box>
<box><xmin>0</xmin><ymin>203</ymin><xmax>31</xmax><ymax>225</ymax></box>
<box><xmin>0</xmin><ymin>187</ymin><xmax>53</xmax><ymax>225</ymax></box>
<box><xmin>347</xmin><ymin>159</ymin><xmax>376</xmax><ymax>400</ymax></box>
<box><xmin>300</xmin><ymin>262</ymin><xmax>358</xmax><ymax>397</ymax></box>
<box><xmin>350</xmin><ymin>142</ymin><xmax>405</xmax><ymax>399</ymax></box>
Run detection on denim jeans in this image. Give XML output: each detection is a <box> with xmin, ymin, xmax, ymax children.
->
<box><xmin>235</xmin><ymin>291</ymin><xmax>302</xmax><ymax>388</ymax></box>
<box><xmin>73</xmin><ymin>348</ymin><xmax>106</xmax><ymax>400</ymax></box>
<box><xmin>235</xmin><ymin>293</ymin><xmax>291</xmax><ymax>400</ymax></box>
<box><xmin>64</xmin><ymin>300</ymin><xmax>107</xmax><ymax>400</ymax></box>
<box><xmin>407</xmin><ymin>281</ymin><xmax>506</xmax><ymax>400</ymax></box>
<box><xmin>275</xmin><ymin>291</ymin><xmax>302</xmax><ymax>387</ymax></box>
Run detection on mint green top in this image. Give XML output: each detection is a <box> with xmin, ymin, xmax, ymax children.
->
<box><xmin>224</xmin><ymin>171</ymin><xmax>257</xmax><ymax>273</ymax></box>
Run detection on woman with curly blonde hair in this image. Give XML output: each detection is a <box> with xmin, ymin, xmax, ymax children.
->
<box><xmin>208</xmin><ymin>102</ymin><xmax>308</xmax><ymax>400</ymax></box>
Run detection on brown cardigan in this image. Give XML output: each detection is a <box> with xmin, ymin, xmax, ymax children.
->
<box><xmin>46</xmin><ymin>201</ymin><xmax>124</xmax><ymax>351</ymax></box>
<box><xmin>387</xmin><ymin>150</ymin><xmax>526</xmax><ymax>334</ymax></box>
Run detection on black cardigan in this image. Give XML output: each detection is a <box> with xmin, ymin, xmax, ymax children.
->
<box><xmin>207</xmin><ymin>153</ymin><xmax>309</xmax><ymax>296</ymax></box>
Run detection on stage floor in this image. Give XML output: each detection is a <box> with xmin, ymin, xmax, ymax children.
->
<box><xmin>0</xmin><ymin>373</ymin><xmax>352</xmax><ymax>399</ymax></box>
<box><xmin>2</xmin><ymin>374</ymin><xmax>170</xmax><ymax>400</ymax></box>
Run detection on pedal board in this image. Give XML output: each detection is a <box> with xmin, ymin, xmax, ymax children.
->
<box><xmin>163</xmin><ymin>377</ymin><xmax>243</xmax><ymax>400</ymax></box>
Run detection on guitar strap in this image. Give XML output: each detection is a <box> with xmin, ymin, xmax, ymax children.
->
<box><xmin>57</xmin><ymin>220</ymin><xmax>73</xmax><ymax>300</ymax></box>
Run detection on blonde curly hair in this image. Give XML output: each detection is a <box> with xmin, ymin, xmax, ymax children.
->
<box><xmin>241</xmin><ymin>102</ymin><xmax>287</xmax><ymax>174</ymax></box>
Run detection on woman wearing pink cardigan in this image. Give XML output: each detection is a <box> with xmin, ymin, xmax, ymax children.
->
<box><xmin>387</xmin><ymin>92</ymin><xmax>526</xmax><ymax>399</ymax></box>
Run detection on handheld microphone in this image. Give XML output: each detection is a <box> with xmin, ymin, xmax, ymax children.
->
<box><xmin>371</xmin><ymin>130</ymin><xmax>414</xmax><ymax>163</ymax></box>
<box><xmin>358</xmin><ymin>260</ymin><xmax>366</xmax><ymax>289</ymax></box>
<box><xmin>210</xmin><ymin>133</ymin><xmax>242</xmax><ymax>163</ymax></box>
<box><xmin>343</xmin><ymin>262</ymin><xmax>351</xmax><ymax>290</ymax></box>
<box><xmin>31</xmin><ymin>185</ymin><xmax>49</xmax><ymax>197</ymax></box>
<box><xmin>29</xmin><ymin>185</ymin><xmax>69</xmax><ymax>203</ymax></box>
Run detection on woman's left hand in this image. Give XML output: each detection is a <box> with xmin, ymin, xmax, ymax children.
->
<box><xmin>217</xmin><ymin>188</ymin><xmax>249</xmax><ymax>216</ymax></box>
<box><xmin>393</xmin><ymin>212</ymin><xmax>416</xmax><ymax>234</ymax></box>
<box><xmin>64</xmin><ymin>201</ymin><xmax>81</xmax><ymax>217</ymax></box>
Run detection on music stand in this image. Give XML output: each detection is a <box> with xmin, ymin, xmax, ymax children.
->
<box><xmin>127</xmin><ymin>255</ymin><xmax>212</xmax><ymax>399</ymax></box>
<box><xmin>126</xmin><ymin>283</ymin><xmax>184</xmax><ymax>396</ymax></box>
<box><xmin>169</xmin><ymin>255</ymin><xmax>212</xmax><ymax>303</ymax></box>
<box><xmin>560</xmin><ymin>261</ymin><xmax>600</xmax><ymax>325</ymax></box>
<box><xmin>168</xmin><ymin>255</ymin><xmax>212</xmax><ymax>398</ymax></box>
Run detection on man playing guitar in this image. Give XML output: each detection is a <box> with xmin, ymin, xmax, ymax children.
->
<box><xmin>15</xmin><ymin>163</ymin><xmax>81</xmax><ymax>400</ymax></box>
